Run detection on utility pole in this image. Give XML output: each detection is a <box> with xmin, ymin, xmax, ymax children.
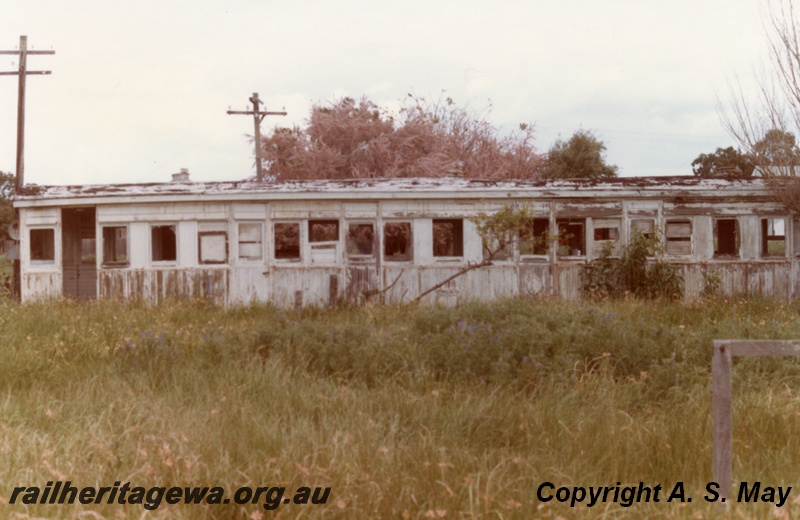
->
<box><xmin>227</xmin><ymin>92</ymin><xmax>286</xmax><ymax>182</ymax></box>
<box><xmin>0</xmin><ymin>35</ymin><xmax>54</xmax><ymax>191</ymax></box>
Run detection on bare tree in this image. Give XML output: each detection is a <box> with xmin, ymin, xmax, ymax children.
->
<box><xmin>721</xmin><ymin>0</ymin><xmax>800</xmax><ymax>212</ymax></box>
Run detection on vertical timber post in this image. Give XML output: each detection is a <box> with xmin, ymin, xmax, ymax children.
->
<box><xmin>15</xmin><ymin>35</ymin><xmax>26</xmax><ymax>190</ymax></box>
<box><xmin>0</xmin><ymin>36</ymin><xmax>54</xmax><ymax>301</ymax></box>
<box><xmin>712</xmin><ymin>340</ymin><xmax>732</xmax><ymax>501</ymax></box>
<box><xmin>0</xmin><ymin>35</ymin><xmax>55</xmax><ymax>190</ymax></box>
<box><xmin>226</xmin><ymin>93</ymin><xmax>287</xmax><ymax>182</ymax></box>
<box><xmin>329</xmin><ymin>274</ymin><xmax>338</xmax><ymax>307</ymax></box>
<box><xmin>250</xmin><ymin>93</ymin><xmax>264</xmax><ymax>183</ymax></box>
<box><xmin>710</xmin><ymin>340</ymin><xmax>800</xmax><ymax>503</ymax></box>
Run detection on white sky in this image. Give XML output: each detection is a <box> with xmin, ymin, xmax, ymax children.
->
<box><xmin>1</xmin><ymin>0</ymin><xmax>767</xmax><ymax>185</ymax></box>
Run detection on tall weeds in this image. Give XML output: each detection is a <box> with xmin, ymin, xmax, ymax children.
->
<box><xmin>0</xmin><ymin>296</ymin><xmax>798</xmax><ymax>518</ymax></box>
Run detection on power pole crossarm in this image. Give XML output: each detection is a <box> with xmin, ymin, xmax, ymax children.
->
<box><xmin>227</xmin><ymin>92</ymin><xmax>287</xmax><ymax>182</ymax></box>
<box><xmin>0</xmin><ymin>71</ymin><xmax>51</xmax><ymax>76</ymax></box>
<box><xmin>0</xmin><ymin>35</ymin><xmax>55</xmax><ymax>191</ymax></box>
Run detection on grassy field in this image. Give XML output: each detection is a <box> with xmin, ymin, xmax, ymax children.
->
<box><xmin>1</xmin><ymin>295</ymin><xmax>800</xmax><ymax>518</ymax></box>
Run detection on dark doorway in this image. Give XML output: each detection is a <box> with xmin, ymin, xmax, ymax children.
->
<box><xmin>62</xmin><ymin>207</ymin><xmax>97</xmax><ymax>300</ymax></box>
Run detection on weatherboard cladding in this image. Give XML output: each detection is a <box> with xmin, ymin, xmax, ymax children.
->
<box><xmin>12</xmin><ymin>176</ymin><xmax>797</xmax><ymax>305</ymax></box>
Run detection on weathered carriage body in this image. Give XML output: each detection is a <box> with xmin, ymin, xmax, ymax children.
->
<box><xmin>12</xmin><ymin>176</ymin><xmax>800</xmax><ymax>305</ymax></box>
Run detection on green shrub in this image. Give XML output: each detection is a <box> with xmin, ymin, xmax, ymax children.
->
<box><xmin>580</xmin><ymin>230</ymin><xmax>683</xmax><ymax>300</ymax></box>
<box><xmin>0</xmin><ymin>256</ymin><xmax>11</xmax><ymax>300</ymax></box>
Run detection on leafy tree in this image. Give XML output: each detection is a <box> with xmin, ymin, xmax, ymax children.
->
<box><xmin>0</xmin><ymin>171</ymin><xmax>14</xmax><ymax>240</ymax></box>
<box><xmin>691</xmin><ymin>146</ymin><xmax>755</xmax><ymax>178</ymax></box>
<box><xmin>260</xmin><ymin>95</ymin><xmax>543</xmax><ymax>181</ymax></box>
<box><xmin>539</xmin><ymin>130</ymin><xmax>618</xmax><ymax>179</ymax></box>
<box><xmin>752</xmin><ymin>128</ymin><xmax>800</xmax><ymax>168</ymax></box>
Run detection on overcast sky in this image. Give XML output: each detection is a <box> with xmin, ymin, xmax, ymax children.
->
<box><xmin>1</xmin><ymin>1</ymin><xmax>766</xmax><ymax>186</ymax></box>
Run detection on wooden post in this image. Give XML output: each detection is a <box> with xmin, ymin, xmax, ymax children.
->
<box><xmin>294</xmin><ymin>290</ymin><xmax>303</xmax><ymax>311</ymax></box>
<box><xmin>15</xmin><ymin>35</ymin><xmax>26</xmax><ymax>190</ymax></box>
<box><xmin>251</xmin><ymin>93</ymin><xmax>264</xmax><ymax>183</ymax></box>
<box><xmin>0</xmin><ymin>35</ymin><xmax>55</xmax><ymax>190</ymax></box>
<box><xmin>711</xmin><ymin>339</ymin><xmax>800</xmax><ymax>502</ymax></box>
<box><xmin>712</xmin><ymin>341</ymin><xmax>732</xmax><ymax>500</ymax></box>
<box><xmin>226</xmin><ymin>93</ymin><xmax>287</xmax><ymax>182</ymax></box>
<box><xmin>329</xmin><ymin>274</ymin><xmax>338</xmax><ymax>307</ymax></box>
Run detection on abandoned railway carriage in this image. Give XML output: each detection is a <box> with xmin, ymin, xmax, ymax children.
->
<box><xmin>12</xmin><ymin>176</ymin><xmax>800</xmax><ymax>306</ymax></box>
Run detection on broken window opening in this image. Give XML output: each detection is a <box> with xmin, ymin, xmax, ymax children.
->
<box><xmin>432</xmin><ymin>219</ymin><xmax>464</xmax><ymax>257</ymax></box>
<box><xmin>384</xmin><ymin>222</ymin><xmax>413</xmax><ymax>262</ymax></box>
<box><xmin>102</xmin><ymin>226</ymin><xmax>128</xmax><ymax>267</ymax></box>
<box><xmin>556</xmin><ymin>218</ymin><xmax>585</xmax><ymax>257</ymax></box>
<box><xmin>714</xmin><ymin>219</ymin><xmax>739</xmax><ymax>259</ymax></box>
<box><xmin>81</xmin><ymin>238</ymin><xmax>96</xmax><ymax>264</ymax></box>
<box><xmin>519</xmin><ymin>218</ymin><xmax>549</xmax><ymax>256</ymax></box>
<box><xmin>592</xmin><ymin>218</ymin><xmax>621</xmax><ymax>257</ymax></box>
<box><xmin>630</xmin><ymin>219</ymin><xmax>654</xmax><ymax>240</ymax></box>
<box><xmin>482</xmin><ymin>234</ymin><xmax>513</xmax><ymax>261</ymax></box>
<box><xmin>199</xmin><ymin>231</ymin><xmax>228</xmax><ymax>265</ymax></box>
<box><xmin>762</xmin><ymin>218</ymin><xmax>786</xmax><ymax>257</ymax></box>
<box><xmin>593</xmin><ymin>226</ymin><xmax>619</xmax><ymax>242</ymax></box>
<box><xmin>238</xmin><ymin>222</ymin><xmax>263</xmax><ymax>261</ymax></box>
<box><xmin>665</xmin><ymin>220</ymin><xmax>692</xmax><ymax>256</ymax></box>
<box><xmin>274</xmin><ymin>223</ymin><xmax>301</xmax><ymax>261</ymax></box>
<box><xmin>347</xmin><ymin>223</ymin><xmax>375</xmax><ymax>256</ymax></box>
<box><xmin>30</xmin><ymin>228</ymin><xmax>55</xmax><ymax>262</ymax></box>
<box><xmin>151</xmin><ymin>225</ymin><xmax>177</xmax><ymax>262</ymax></box>
<box><xmin>593</xmin><ymin>228</ymin><xmax>619</xmax><ymax>241</ymax></box>
<box><xmin>309</xmin><ymin>220</ymin><xmax>339</xmax><ymax>243</ymax></box>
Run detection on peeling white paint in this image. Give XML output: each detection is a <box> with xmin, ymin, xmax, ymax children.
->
<box><xmin>12</xmin><ymin>176</ymin><xmax>799</xmax><ymax>305</ymax></box>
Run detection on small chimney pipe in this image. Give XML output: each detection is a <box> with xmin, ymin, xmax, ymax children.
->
<box><xmin>171</xmin><ymin>168</ymin><xmax>190</xmax><ymax>182</ymax></box>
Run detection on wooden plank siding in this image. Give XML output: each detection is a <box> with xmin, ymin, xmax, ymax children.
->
<box><xmin>13</xmin><ymin>176</ymin><xmax>800</xmax><ymax>306</ymax></box>
<box><xmin>99</xmin><ymin>269</ymin><xmax>229</xmax><ymax>306</ymax></box>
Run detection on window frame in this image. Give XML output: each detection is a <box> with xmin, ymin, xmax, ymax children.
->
<box><xmin>80</xmin><ymin>237</ymin><xmax>97</xmax><ymax>265</ymax></box>
<box><xmin>555</xmin><ymin>218</ymin><xmax>586</xmax><ymax>258</ymax></box>
<box><xmin>713</xmin><ymin>218</ymin><xmax>740</xmax><ymax>260</ymax></box>
<box><xmin>630</xmin><ymin>218</ymin><xmax>655</xmax><ymax>241</ymax></box>
<box><xmin>198</xmin><ymin>231</ymin><xmax>228</xmax><ymax>265</ymax></box>
<box><xmin>237</xmin><ymin>222</ymin><xmax>264</xmax><ymax>262</ymax></box>
<box><xmin>308</xmin><ymin>219</ymin><xmax>340</xmax><ymax>264</ymax></box>
<box><xmin>150</xmin><ymin>224</ymin><xmax>178</xmax><ymax>264</ymax></box>
<box><xmin>383</xmin><ymin>221</ymin><xmax>414</xmax><ymax>263</ymax></box>
<box><xmin>761</xmin><ymin>217</ymin><xmax>787</xmax><ymax>258</ymax></box>
<box><xmin>101</xmin><ymin>225</ymin><xmax>129</xmax><ymax>268</ymax></box>
<box><xmin>432</xmin><ymin>218</ymin><xmax>464</xmax><ymax>259</ymax></box>
<box><xmin>273</xmin><ymin>221</ymin><xmax>302</xmax><ymax>262</ymax></box>
<box><xmin>665</xmin><ymin>219</ymin><xmax>692</xmax><ymax>257</ymax></box>
<box><xmin>482</xmin><ymin>233</ymin><xmax>514</xmax><ymax>262</ymax></box>
<box><xmin>346</xmin><ymin>221</ymin><xmax>376</xmax><ymax>259</ymax></box>
<box><xmin>592</xmin><ymin>218</ymin><xmax>621</xmax><ymax>257</ymax></box>
<box><xmin>519</xmin><ymin>217</ymin><xmax>550</xmax><ymax>258</ymax></box>
<box><xmin>29</xmin><ymin>227</ymin><xmax>56</xmax><ymax>264</ymax></box>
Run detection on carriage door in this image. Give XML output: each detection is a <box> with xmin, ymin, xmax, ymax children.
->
<box><xmin>62</xmin><ymin>207</ymin><xmax>97</xmax><ymax>300</ymax></box>
<box><xmin>344</xmin><ymin>220</ymin><xmax>380</xmax><ymax>303</ymax></box>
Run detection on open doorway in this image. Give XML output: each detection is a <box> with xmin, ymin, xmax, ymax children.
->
<box><xmin>62</xmin><ymin>207</ymin><xmax>97</xmax><ymax>300</ymax></box>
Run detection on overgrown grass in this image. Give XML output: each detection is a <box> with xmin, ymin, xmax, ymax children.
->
<box><xmin>1</xmin><ymin>295</ymin><xmax>799</xmax><ymax>518</ymax></box>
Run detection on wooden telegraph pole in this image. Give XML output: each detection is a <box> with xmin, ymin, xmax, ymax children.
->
<box><xmin>0</xmin><ymin>35</ymin><xmax>55</xmax><ymax>191</ymax></box>
<box><xmin>227</xmin><ymin>93</ymin><xmax>286</xmax><ymax>182</ymax></box>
